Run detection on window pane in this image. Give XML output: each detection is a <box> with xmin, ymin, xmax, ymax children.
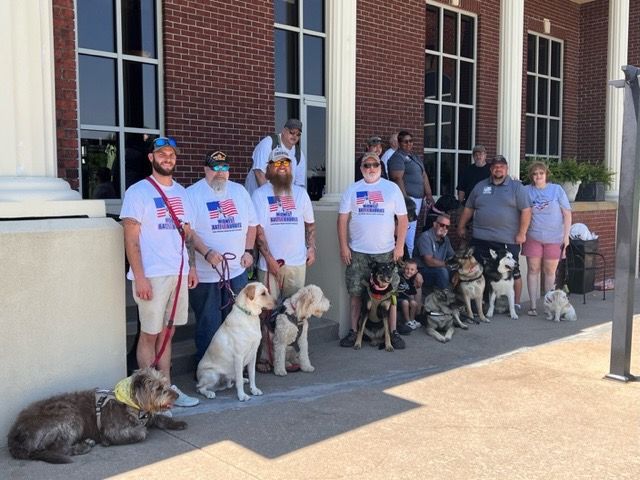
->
<box><xmin>123</xmin><ymin>61</ymin><xmax>158</xmax><ymax>129</ymax></box>
<box><xmin>275</xmin><ymin>29</ymin><xmax>299</xmax><ymax>94</ymax></box>
<box><xmin>527</xmin><ymin>34</ymin><xmax>536</xmax><ymax>72</ymax></box>
<box><xmin>304</xmin><ymin>35</ymin><xmax>324</xmax><ymax>96</ymax></box>
<box><xmin>303</xmin><ymin>0</ymin><xmax>324</xmax><ymax>32</ymax></box>
<box><xmin>275</xmin><ymin>97</ymin><xmax>299</xmax><ymax>130</ymax></box>
<box><xmin>537</xmin><ymin>77</ymin><xmax>548</xmax><ymax>115</ymax></box>
<box><xmin>457</xmin><ymin>153</ymin><xmax>472</xmax><ymax>191</ymax></box>
<box><xmin>425</xmin><ymin>55</ymin><xmax>439</xmax><ymax>99</ymax></box>
<box><xmin>424</xmin><ymin>152</ymin><xmax>437</xmax><ymax>194</ymax></box>
<box><xmin>550</xmin><ymin>80</ymin><xmax>560</xmax><ymax>117</ymax></box>
<box><xmin>460</xmin><ymin>15</ymin><xmax>474</xmax><ymax>58</ymax></box>
<box><xmin>458</xmin><ymin>107</ymin><xmax>472</xmax><ymax>150</ymax></box>
<box><xmin>122</xmin><ymin>0</ymin><xmax>157</xmax><ymax>58</ymax></box>
<box><xmin>549</xmin><ymin>119</ymin><xmax>559</xmax><ymax>156</ymax></box>
<box><xmin>426</xmin><ymin>5</ymin><xmax>440</xmax><ymax>51</ymax></box>
<box><xmin>442</xmin><ymin>10</ymin><xmax>457</xmax><ymax>55</ymax></box>
<box><xmin>306</xmin><ymin>105</ymin><xmax>326</xmax><ymax>200</ymax></box>
<box><xmin>424</xmin><ymin>103</ymin><xmax>438</xmax><ymax>148</ymax></box>
<box><xmin>441</xmin><ymin>106</ymin><xmax>456</xmax><ymax>150</ymax></box>
<box><xmin>526</xmin><ymin>75</ymin><xmax>536</xmax><ymax>114</ymax></box>
<box><xmin>538</xmin><ymin>37</ymin><xmax>549</xmax><ymax>75</ymax></box>
<box><xmin>442</xmin><ymin>57</ymin><xmax>457</xmax><ymax>103</ymax></box>
<box><xmin>78</xmin><ymin>0</ymin><xmax>115</xmax><ymax>52</ymax></box>
<box><xmin>551</xmin><ymin>41</ymin><xmax>561</xmax><ymax>78</ymax></box>
<box><xmin>526</xmin><ymin>116</ymin><xmax>535</xmax><ymax>154</ymax></box>
<box><xmin>80</xmin><ymin>130</ymin><xmax>119</xmax><ymax>200</ymax></box>
<box><xmin>537</xmin><ymin>118</ymin><xmax>548</xmax><ymax>155</ymax></box>
<box><xmin>125</xmin><ymin>132</ymin><xmax>153</xmax><ymax>190</ymax></box>
<box><xmin>440</xmin><ymin>153</ymin><xmax>455</xmax><ymax>196</ymax></box>
<box><xmin>459</xmin><ymin>61</ymin><xmax>473</xmax><ymax>105</ymax></box>
<box><xmin>274</xmin><ymin>0</ymin><xmax>298</xmax><ymax>26</ymax></box>
<box><xmin>79</xmin><ymin>55</ymin><xmax>118</xmax><ymax>125</ymax></box>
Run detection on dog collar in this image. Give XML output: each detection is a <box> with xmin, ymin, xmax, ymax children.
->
<box><xmin>234</xmin><ymin>303</ymin><xmax>254</xmax><ymax>316</ymax></box>
<box><xmin>114</xmin><ymin>376</ymin><xmax>141</xmax><ymax>410</ymax></box>
<box><xmin>459</xmin><ymin>273</ymin><xmax>483</xmax><ymax>283</ymax></box>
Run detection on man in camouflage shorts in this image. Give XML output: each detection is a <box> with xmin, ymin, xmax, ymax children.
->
<box><xmin>337</xmin><ymin>152</ymin><xmax>408</xmax><ymax>349</ymax></box>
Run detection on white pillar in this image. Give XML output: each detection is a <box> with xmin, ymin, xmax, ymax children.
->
<box><xmin>320</xmin><ymin>0</ymin><xmax>356</xmax><ymax>203</ymax></box>
<box><xmin>497</xmin><ymin>0</ymin><xmax>524</xmax><ymax>176</ymax></box>
<box><xmin>0</xmin><ymin>0</ymin><xmax>104</xmax><ymax>216</ymax></box>
<box><xmin>604</xmin><ymin>0</ymin><xmax>629</xmax><ymax>199</ymax></box>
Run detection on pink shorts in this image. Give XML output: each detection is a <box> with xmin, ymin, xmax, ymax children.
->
<box><xmin>522</xmin><ymin>238</ymin><xmax>563</xmax><ymax>260</ymax></box>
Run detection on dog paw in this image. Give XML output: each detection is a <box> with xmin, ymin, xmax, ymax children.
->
<box><xmin>250</xmin><ymin>387</ymin><xmax>263</xmax><ymax>396</ymax></box>
<box><xmin>300</xmin><ymin>364</ymin><xmax>315</xmax><ymax>373</ymax></box>
<box><xmin>84</xmin><ymin>438</ymin><xmax>96</xmax><ymax>447</ymax></box>
<box><xmin>510</xmin><ymin>314</ymin><xmax>519</xmax><ymax>320</ymax></box>
<box><xmin>273</xmin><ymin>367</ymin><xmax>287</xmax><ymax>376</ymax></box>
<box><xmin>353</xmin><ymin>343</ymin><xmax>362</xmax><ymax>350</ymax></box>
<box><xmin>168</xmin><ymin>420</ymin><xmax>188</xmax><ymax>430</ymax></box>
<box><xmin>198</xmin><ymin>388</ymin><xmax>216</xmax><ymax>399</ymax></box>
<box><xmin>385</xmin><ymin>345</ymin><xmax>394</xmax><ymax>352</ymax></box>
<box><xmin>238</xmin><ymin>393</ymin><xmax>251</xmax><ymax>402</ymax></box>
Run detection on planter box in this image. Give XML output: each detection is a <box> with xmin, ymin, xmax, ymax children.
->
<box><xmin>576</xmin><ymin>182</ymin><xmax>605</xmax><ymax>202</ymax></box>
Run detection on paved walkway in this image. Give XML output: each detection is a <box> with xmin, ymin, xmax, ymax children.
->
<box><xmin>3</xmin><ymin>288</ymin><xmax>639</xmax><ymax>479</ymax></box>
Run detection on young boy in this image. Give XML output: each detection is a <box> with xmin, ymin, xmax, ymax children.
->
<box><xmin>397</xmin><ymin>259</ymin><xmax>423</xmax><ymax>329</ymax></box>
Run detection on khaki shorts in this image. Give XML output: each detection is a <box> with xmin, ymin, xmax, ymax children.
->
<box><xmin>258</xmin><ymin>264</ymin><xmax>306</xmax><ymax>299</ymax></box>
<box><xmin>133</xmin><ymin>275</ymin><xmax>189</xmax><ymax>335</ymax></box>
<box><xmin>345</xmin><ymin>251</ymin><xmax>398</xmax><ymax>296</ymax></box>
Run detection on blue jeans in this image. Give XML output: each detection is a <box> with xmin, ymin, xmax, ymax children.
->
<box><xmin>189</xmin><ymin>271</ymin><xmax>248</xmax><ymax>363</ymax></box>
<box><xmin>419</xmin><ymin>266</ymin><xmax>450</xmax><ymax>290</ymax></box>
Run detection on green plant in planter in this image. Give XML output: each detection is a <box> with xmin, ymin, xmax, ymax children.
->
<box><xmin>581</xmin><ymin>162</ymin><xmax>615</xmax><ymax>187</ymax></box>
<box><xmin>548</xmin><ymin>157</ymin><xmax>586</xmax><ymax>184</ymax></box>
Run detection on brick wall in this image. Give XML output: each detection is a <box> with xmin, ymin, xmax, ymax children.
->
<box><xmin>163</xmin><ymin>1</ymin><xmax>274</xmax><ymax>186</ymax></box>
<box><xmin>52</xmin><ymin>0</ymin><xmax>79</xmax><ymax>190</ymax></box>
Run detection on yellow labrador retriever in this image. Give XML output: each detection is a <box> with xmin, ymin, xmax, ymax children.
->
<box><xmin>196</xmin><ymin>282</ymin><xmax>275</xmax><ymax>401</ymax></box>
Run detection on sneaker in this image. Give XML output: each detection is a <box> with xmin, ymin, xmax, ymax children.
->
<box><xmin>171</xmin><ymin>385</ymin><xmax>200</xmax><ymax>407</ymax></box>
<box><xmin>340</xmin><ymin>329</ymin><xmax>357</xmax><ymax>348</ymax></box>
<box><xmin>390</xmin><ymin>330</ymin><xmax>406</xmax><ymax>350</ymax></box>
<box><xmin>407</xmin><ymin>319</ymin><xmax>420</xmax><ymax>330</ymax></box>
<box><xmin>396</xmin><ymin>322</ymin><xmax>412</xmax><ymax>336</ymax></box>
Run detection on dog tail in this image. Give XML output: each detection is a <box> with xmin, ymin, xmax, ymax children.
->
<box><xmin>29</xmin><ymin>449</ymin><xmax>73</xmax><ymax>464</ymax></box>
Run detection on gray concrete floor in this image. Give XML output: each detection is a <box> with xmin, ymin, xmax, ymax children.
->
<box><xmin>2</xmin><ymin>286</ymin><xmax>639</xmax><ymax>479</ymax></box>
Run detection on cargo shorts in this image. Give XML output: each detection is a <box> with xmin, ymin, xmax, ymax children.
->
<box><xmin>345</xmin><ymin>250</ymin><xmax>399</xmax><ymax>296</ymax></box>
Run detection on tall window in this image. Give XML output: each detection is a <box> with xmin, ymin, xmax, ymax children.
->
<box><xmin>274</xmin><ymin>0</ymin><xmax>326</xmax><ymax>199</ymax></box>
<box><xmin>424</xmin><ymin>3</ymin><xmax>476</xmax><ymax>196</ymax></box>
<box><xmin>526</xmin><ymin>33</ymin><xmax>563</xmax><ymax>159</ymax></box>
<box><xmin>77</xmin><ymin>0</ymin><xmax>162</xmax><ymax>203</ymax></box>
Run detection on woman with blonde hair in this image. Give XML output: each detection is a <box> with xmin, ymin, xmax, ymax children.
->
<box><xmin>523</xmin><ymin>161</ymin><xmax>572</xmax><ymax>316</ymax></box>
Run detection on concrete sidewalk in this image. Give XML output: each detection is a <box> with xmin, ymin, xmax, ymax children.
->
<box><xmin>3</xmin><ymin>288</ymin><xmax>639</xmax><ymax>479</ymax></box>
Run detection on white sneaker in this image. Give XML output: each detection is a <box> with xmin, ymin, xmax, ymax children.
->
<box><xmin>407</xmin><ymin>320</ymin><xmax>420</xmax><ymax>330</ymax></box>
<box><xmin>171</xmin><ymin>385</ymin><xmax>200</xmax><ymax>407</ymax></box>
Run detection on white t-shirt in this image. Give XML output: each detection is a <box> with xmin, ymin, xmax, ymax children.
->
<box><xmin>252</xmin><ymin>183</ymin><xmax>315</xmax><ymax>269</ymax></box>
<box><xmin>244</xmin><ymin>134</ymin><xmax>307</xmax><ymax>195</ymax></box>
<box><xmin>339</xmin><ymin>178</ymin><xmax>407</xmax><ymax>254</ymax></box>
<box><xmin>380</xmin><ymin>147</ymin><xmax>396</xmax><ymax>169</ymax></box>
<box><xmin>120</xmin><ymin>179</ymin><xmax>193</xmax><ymax>280</ymax></box>
<box><xmin>186</xmin><ymin>179</ymin><xmax>258</xmax><ymax>282</ymax></box>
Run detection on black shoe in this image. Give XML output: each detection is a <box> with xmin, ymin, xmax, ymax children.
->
<box><xmin>391</xmin><ymin>330</ymin><xmax>406</xmax><ymax>349</ymax></box>
<box><xmin>340</xmin><ymin>329</ymin><xmax>357</xmax><ymax>347</ymax></box>
<box><xmin>396</xmin><ymin>322</ymin><xmax>412</xmax><ymax>336</ymax></box>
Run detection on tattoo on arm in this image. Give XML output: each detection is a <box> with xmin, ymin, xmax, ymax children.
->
<box><xmin>186</xmin><ymin>236</ymin><xmax>196</xmax><ymax>267</ymax></box>
<box><xmin>255</xmin><ymin>226</ymin><xmax>273</xmax><ymax>259</ymax></box>
<box><xmin>305</xmin><ymin>222</ymin><xmax>316</xmax><ymax>249</ymax></box>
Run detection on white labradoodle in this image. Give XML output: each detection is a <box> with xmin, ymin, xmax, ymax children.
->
<box><xmin>543</xmin><ymin>289</ymin><xmax>577</xmax><ymax>322</ymax></box>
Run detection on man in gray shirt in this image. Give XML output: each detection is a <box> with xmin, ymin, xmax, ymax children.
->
<box><xmin>415</xmin><ymin>214</ymin><xmax>455</xmax><ymax>290</ymax></box>
<box><xmin>456</xmin><ymin>155</ymin><xmax>531</xmax><ymax>308</ymax></box>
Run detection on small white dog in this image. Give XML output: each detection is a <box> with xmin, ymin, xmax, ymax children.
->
<box><xmin>196</xmin><ymin>282</ymin><xmax>275</xmax><ymax>401</ymax></box>
<box><xmin>271</xmin><ymin>285</ymin><xmax>331</xmax><ymax>376</ymax></box>
<box><xmin>543</xmin><ymin>289</ymin><xmax>577</xmax><ymax>322</ymax></box>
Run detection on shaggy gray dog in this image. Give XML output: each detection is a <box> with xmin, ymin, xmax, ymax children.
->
<box><xmin>8</xmin><ymin>368</ymin><xmax>186</xmax><ymax>464</ymax></box>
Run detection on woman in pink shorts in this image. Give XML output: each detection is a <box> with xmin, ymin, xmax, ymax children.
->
<box><xmin>523</xmin><ymin>161</ymin><xmax>572</xmax><ymax>316</ymax></box>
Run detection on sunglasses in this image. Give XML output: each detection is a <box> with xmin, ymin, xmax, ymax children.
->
<box><xmin>211</xmin><ymin>164</ymin><xmax>230</xmax><ymax>172</ymax></box>
<box><xmin>153</xmin><ymin>137</ymin><xmax>177</xmax><ymax>149</ymax></box>
<box><xmin>287</xmin><ymin>129</ymin><xmax>302</xmax><ymax>137</ymax></box>
<box><xmin>271</xmin><ymin>159</ymin><xmax>291</xmax><ymax>167</ymax></box>
<box><xmin>362</xmin><ymin>162</ymin><xmax>380</xmax><ymax>169</ymax></box>
<box><xmin>436</xmin><ymin>222</ymin><xmax>450</xmax><ymax>229</ymax></box>
<box><xmin>400</xmin><ymin>139</ymin><xmax>414</xmax><ymax>144</ymax></box>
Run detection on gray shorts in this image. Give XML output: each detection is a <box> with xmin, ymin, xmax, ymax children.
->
<box><xmin>345</xmin><ymin>251</ymin><xmax>399</xmax><ymax>296</ymax></box>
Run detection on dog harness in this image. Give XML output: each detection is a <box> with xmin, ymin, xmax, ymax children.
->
<box><xmin>94</xmin><ymin>377</ymin><xmax>150</xmax><ymax>432</ymax></box>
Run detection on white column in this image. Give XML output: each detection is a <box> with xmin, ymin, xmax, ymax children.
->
<box><xmin>0</xmin><ymin>0</ymin><xmax>86</xmax><ymax>207</ymax></box>
<box><xmin>604</xmin><ymin>0</ymin><xmax>629</xmax><ymax>199</ymax></box>
<box><xmin>319</xmin><ymin>0</ymin><xmax>356</xmax><ymax>203</ymax></box>
<box><xmin>497</xmin><ymin>0</ymin><xmax>524</xmax><ymax>176</ymax></box>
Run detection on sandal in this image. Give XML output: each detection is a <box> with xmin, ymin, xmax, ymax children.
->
<box><xmin>527</xmin><ymin>309</ymin><xmax>538</xmax><ymax>317</ymax></box>
<box><xmin>256</xmin><ymin>361</ymin><xmax>272</xmax><ymax>374</ymax></box>
<box><xmin>285</xmin><ymin>363</ymin><xmax>300</xmax><ymax>372</ymax></box>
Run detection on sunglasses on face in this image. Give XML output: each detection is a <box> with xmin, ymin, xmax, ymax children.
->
<box><xmin>211</xmin><ymin>164</ymin><xmax>230</xmax><ymax>172</ymax></box>
<box><xmin>153</xmin><ymin>137</ymin><xmax>177</xmax><ymax>149</ymax></box>
<box><xmin>287</xmin><ymin>129</ymin><xmax>302</xmax><ymax>137</ymax></box>
<box><xmin>271</xmin><ymin>159</ymin><xmax>291</xmax><ymax>167</ymax></box>
<box><xmin>436</xmin><ymin>222</ymin><xmax>450</xmax><ymax>229</ymax></box>
<box><xmin>400</xmin><ymin>139</ymin><xmax>414</xmax><ymax>144</ymax></box>
<box><xmin>362</xmin><ymin>162</ymin><xmax>380</xmax><ymax>169</ymax></box>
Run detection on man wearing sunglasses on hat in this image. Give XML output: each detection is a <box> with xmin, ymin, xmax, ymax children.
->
<box><xmin>244</xmin><ymin>118</ymin><xmax>307</xmax><ymax>196</ymax></box>
<box><xmin>121</xmin><ymin>136</ymin><xmax>216</xmax><ymax>409</ymax></box>
<box><xmin>338</xmin><ymin>152</ymin><xmax>408</xmax><ymax>350</ymax></box>
<box><xmin>415</xmin><ymin>214</ymin><xmax>455</xmax><ymax>289</ymax></box>
<box><xmin>186</xmin><ymin>150</ymin><xmax>258</xmax><ymax>365</ymax></box>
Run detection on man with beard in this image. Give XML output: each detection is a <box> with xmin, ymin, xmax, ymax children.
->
<box><xmin>456</xmin><ymin>155</ymin><xmax>531</xmax><ymax>310</ymax></box>
<box><xmin>121</xmin><ymin>137</ymin><xmax>213</xmax><ymax>408</ymax></box>
<box><xmin>186</xmin><ymin>150</ymin><xmax>258</xmax><ymax>364</ymax></box>
<box><xmin>338</xmin><ymin>152</ymin><xmax>408</xmax><ymax>349</ymax></box>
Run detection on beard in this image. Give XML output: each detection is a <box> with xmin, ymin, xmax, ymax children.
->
<box><xmin>270</xmin><ymin>171</ymin><xmax>293</xmax><ymax>196</ymax></box>
<box><xmin>152</xmin><ymin>159</ymin><xmax>175</xmax><ymax>176</ymax></box>
<box><xmin>207</xmin><ymin>177</ymin><xmax>227</xmax><ymax>193</ymax></box>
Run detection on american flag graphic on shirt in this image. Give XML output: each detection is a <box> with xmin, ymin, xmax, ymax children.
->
<box><xmin>268</xmin><ymin>195</ymin><xmax>296</xmax><ymax>212</ymax></box>
<box><xmin>356</xmin><ymin>190</ymin><xmax>384</xmax><ymax>205</ymax></box>
<box><xmin>154</xmin><ymin>196</ymin><xmax>185</xmax><ymax>218</ymax></box>
<box><xmin>207</xmin><ymin>199</ymin><xmax>238</xmax><ymax>219</ymax></box>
